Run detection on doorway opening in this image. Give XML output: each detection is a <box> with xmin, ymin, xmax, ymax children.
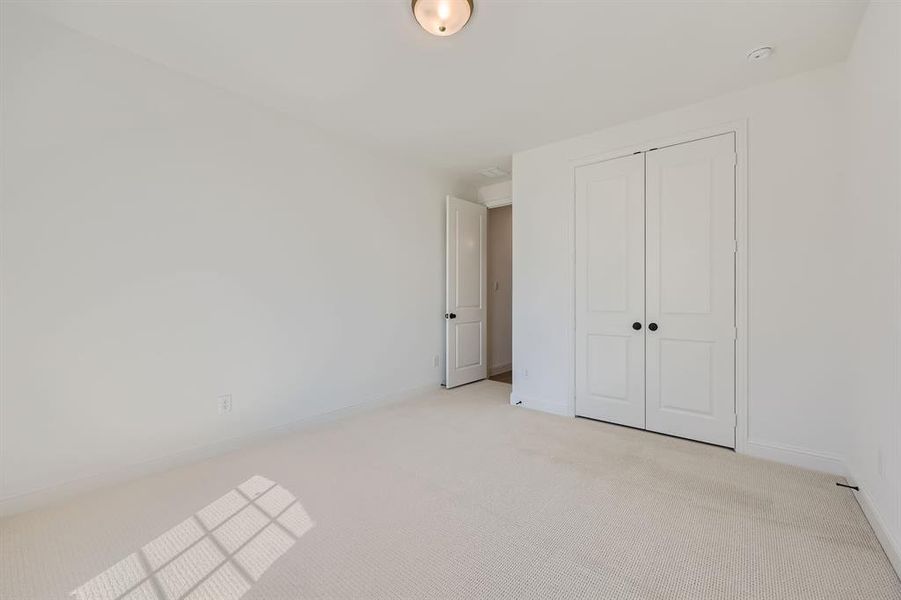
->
<box><xmin>487</xmin><ymin>204</ymin><xmax>512</xmax><ymax>385</ymax></box>
<box><xmin>444</xmin><ymin>177</ymin><xmax>513</xmax><ymax>390</ymax></box>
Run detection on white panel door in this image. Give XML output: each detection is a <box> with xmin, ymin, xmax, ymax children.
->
<box><xmin>446</xmin><ymin>196</ymin><xmax>488</xmax><ymax>388</ymax></box>
<box><xmin>575</xmin><ymin>154</ymin><xmax>646</xmax><ymax>428</ymax></box>
<box><xmin>645</xmin><ymin>133</ymin><xmax>736</xmax><ymax>447</ymax></box>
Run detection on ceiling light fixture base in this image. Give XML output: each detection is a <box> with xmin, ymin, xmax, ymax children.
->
<box><xmin>747</xmin><ymin>46</ymin><xmax>774</xmax><ymax>62</ymax></box>
<box><xmin>412</xmin><ymin>0</ymin><xmax>474</xmax><ymax>37</ymax></box>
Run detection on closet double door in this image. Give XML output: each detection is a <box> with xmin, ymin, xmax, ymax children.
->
<box><xmin>575</xmin><ymin>133</ymin><xmax>736</xmax><ymax>448</ymax></box>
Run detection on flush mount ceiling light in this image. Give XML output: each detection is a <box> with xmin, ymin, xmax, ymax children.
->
<box><xmin>478</xmin><ymin>166</ymin><xmax>509</xmax><ymax>178</ymax></box>
<box><xmin>412</xmin><ymin>0</ymin><xmax>473</xmax><ymax>37</ymax></box>
<box><xmin>747</xmin><ymin>46</ymin><xmax>774</xmax><ymax>62</ymax></box>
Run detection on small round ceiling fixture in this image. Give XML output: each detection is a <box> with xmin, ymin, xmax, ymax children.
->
<box><xmin>412</xmin><ymin>0</ymin><xmax>473</xmax><ymax>37</ymax></box>
<box><xmin>747</xmin><ymin>46</ymin><xmax>774</xmax><ymax>62</ymax></box>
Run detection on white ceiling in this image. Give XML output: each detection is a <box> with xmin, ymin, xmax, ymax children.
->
<box><xmin>24</xmin><ymin>1</ymin><xmax>866</xmax><ymax>186</ymax></box>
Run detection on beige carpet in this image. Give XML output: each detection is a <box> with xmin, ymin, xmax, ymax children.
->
<box><xmin>2</xmin><ymin>381</ymin><xmax>899</xmax><ymax>599</ymax></box>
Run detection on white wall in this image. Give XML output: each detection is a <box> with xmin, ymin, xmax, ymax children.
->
<box><xmin>842</xmin><ymin>0</ymin><xmax>901</xmax><ymax>572</ymax></box>
<box><xmin>0</xmin><ymin>8</ymin><xmax>467</xmax><ymax>510</ymax></box>
<box><xmin>487</xmin><ymin>205</ymin><xmax>512</xmax><ymax>374</ymax></box>
<box><xmin>513</xmin><ymin>64</ymin><xmax>851</xmax><ymax>473</ymax></box>
<box><xmin>477</xmin><ymin>180</ymin><xmax>512</xmax><ymax>207</ymax></box>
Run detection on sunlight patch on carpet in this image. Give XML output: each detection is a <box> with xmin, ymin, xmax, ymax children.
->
<box><xmin>71</xmin><ymin>476</ymin><xmax>313</xmax><ymax>600</ymax></box>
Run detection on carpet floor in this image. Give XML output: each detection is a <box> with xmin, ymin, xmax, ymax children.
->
<box><xmin>2</xmin><ymin>380</ymin><xmax>899</xmax><ymax>599</ymax></box>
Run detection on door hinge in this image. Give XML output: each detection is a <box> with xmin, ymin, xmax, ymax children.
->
<box><xmin>733</xmin><ymin>326</ymin><xmax>738</xmax><ymax>340</ymax></box>
<box><xmin>733</xmin><ymin>239</ymin><xmax>738</xmax><ymax>254</ymax></box>
<box><xmin>732</xmin><ymin>153</ymin><xmax>737</xmax><ymax>167</ymax></box>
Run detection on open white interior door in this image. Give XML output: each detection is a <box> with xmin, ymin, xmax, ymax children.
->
<box><xmin>446</xmin><ymin>196</ymin><xmax>488</xmax><ymax>388</ymax></box>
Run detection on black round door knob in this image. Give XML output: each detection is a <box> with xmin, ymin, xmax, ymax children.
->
<box><xmin>632</xmin><ymin>322</ymin><xmax>642</xmax><ymax>330</ymax></box>
<box><xmin>648</xmin><ymin>322</ymin><xmax>658</xmax><ymax>331</ymax></box>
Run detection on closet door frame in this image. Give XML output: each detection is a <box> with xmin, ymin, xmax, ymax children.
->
<box><xmin>568</xmin><ymin>120</ymin><xmax>749</xmax><ymax>454</ymax></box>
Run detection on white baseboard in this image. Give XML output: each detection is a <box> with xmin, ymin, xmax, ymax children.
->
<box><xmin>489</xmin><ymin>363</ymin><xmax>512</xmax><ymax>376</ymax></box>
<box><xmin>0</xmin><ymin>383</ymin><xmax>436</xmax><ymax>517</ymax></box>
<box><xmin>742</xmin><ymin>440</ymin><xmax>899</xmax><ymax>580</ymax></box>
<box><xmin>744</xmin><ymin>443</ymin><xmax>900</xmax><ymax>580</ymax></box>
<box><xmin>743</xmin><ymin>439</ymin><xmax>846</xmax><ymax>476</ymax></box>
<box><xmin>508</xmin><ymin>413</ymin><xmax>897</xmax><ymax>578</ymax></box>
<box><xmin>510</xmin><ymin>392</ymin><xmax>572</xmax><ymax>417</ymax></box>
<box><xmin>10</xmin><ymin>384</ymin><xmax>897</xmax><ymax>584</ymax></box>
<box><xmin>853</xmin><ymin>484</ymin><xmax>901</xmax><ymax>579</ymax></box>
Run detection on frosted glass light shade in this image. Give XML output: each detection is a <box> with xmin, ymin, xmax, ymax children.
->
<box><xmin>412</xmin><ymin>0</ymin><xmax>473</xmax><ymax>37</ymax></box>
